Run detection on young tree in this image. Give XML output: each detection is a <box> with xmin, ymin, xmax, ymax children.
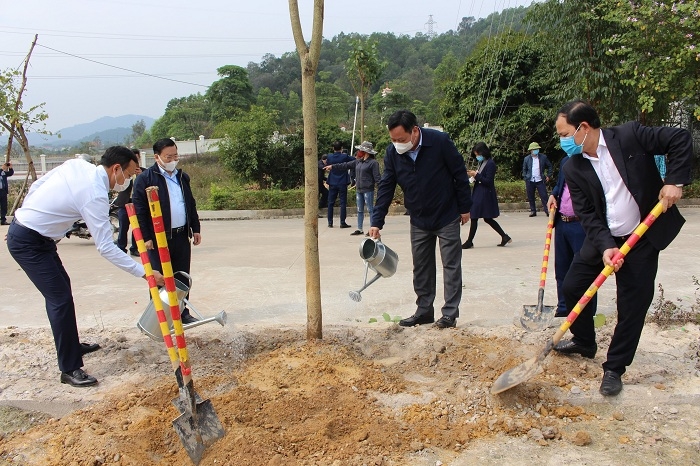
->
<box><xmin>289</xmin><ymin>0</ymin><xmax>324</xmax><ymax>340</ymax></box>
<box><xmin>346</xmin><ymin>38</ymin><xmax>382</xmax><ymax>141</ymax></box>
<box><xmin>205</xmin><ymin>65</ymin><xmax>254</xmax><ymax>124</ymax></box>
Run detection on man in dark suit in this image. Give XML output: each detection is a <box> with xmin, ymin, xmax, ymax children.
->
<box><xmin>522</xmin><ymin>142</ymin><xmax>553</xmax><ymax>217</ymax></box>
<box><xmin>370</xmin><ymin>110</ymin><xmax>472</xmax><ymax>329</ymax></box>
<box><xmin>554</xmin><ymin>100</ymin><xmax>693</xmax><ymax>396</ymax></box>
<box><xmin>326</xmin><ymin>141</ymin><xmax>354</xmax><ymax>228</ymax></box>
<box><xmin>1</xmin><ymin>160</ymin><xmax>14</xmax><ymax>225</ymax></box>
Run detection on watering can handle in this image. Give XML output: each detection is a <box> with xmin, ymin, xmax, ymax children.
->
<box><xmin>175</xmin><ymin>271</ymin><xmax>193</xmax><ymax>290</ymax></box>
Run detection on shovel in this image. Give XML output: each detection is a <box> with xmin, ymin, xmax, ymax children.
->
<box><xmin>126</xmin><ymin>203</ymin><xmax>207</xmax><ymax>411</ymax></box>
<box><xmin>492</xmin><ymin>202</ymin><xmax>664</xmax><ymax>394</ymax></box>
<box><xmin>144</xmin><ymin>188</ymin><xmax>225</xmax><ymax>464</ymax></box>
<box><xmin>520</xmin><ymin>207</ymin><xmax>557</xmax><ymax>330</ymax></box>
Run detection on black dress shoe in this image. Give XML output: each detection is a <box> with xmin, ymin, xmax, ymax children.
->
<box><xmin>461</xmin><ymin>241</ymin><xmax>473</xmax><ymax>249</ymax></box>
<box><xmin>1</xmin><ymin>220</ymin><xmax>9</xmax><ymax>225</ymax></box>
<box><xmin>399</xmin><ymin>314</ymin><xmax>434</xmax><ymax>327</ymax></box>
<box><xmin>80</xmin><ymin>342</ymin><xmax>101</xmax><ymax>355</ymax></box>
<box><xmin>434</xmin><ymin>316</ymin><xmax>456</xmax><ymax>328</ymax></box>
<box><xmin>529</xmin><ymin>212</ymin><xmax>537</xmax><ymax>217</ymax></box>
<box><xmin>600</xmin><ymin>370</ymin><xmax>623</xmax><ymax>396</ymax></box>
<box><xmin>130</xmin><ymin>249</ymin><xmax>140</xmax><ymax>257</ymax></box>
<box><xmin>554</xmin><ymin>309</ymin><xmax>568</xmax><ymax>318</ymax></box>
<box><xmin>497</xmin><ymin>235</ymin><xmax>512</xmax><ymax>247</ymax></box>
<box><xmin>328</xmin><ymin>224</ymin><xmax>333</xmax><ymax>228</ymax></box>
<box><xmin>339</xmin><ymin>223</ymin><xmax>352</xmax><ymax>229</ymax></box>
<box><xmin>350</xmin><ymin>230</ymin><xmax>363</xmax><ymax>236</ymax></box>
<box><xmin>553</xmin><ymin>339</ymin><xmax>597</xmax><ymax>359</ymax></box>
<box><xmin>61</xmin><ymin>369</ymin><xmax>98</xmax><ymax>387</ymax></box>
<box><xmin>181</xmin><ymin>313</ymin><xmax>199</xmax><ymax>324</ymax></box>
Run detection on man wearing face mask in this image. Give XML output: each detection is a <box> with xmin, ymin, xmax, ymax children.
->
<box><xmin>132</xmin><ymin>138</ymin><xmax>201</xmax><ymax>324</ymax></box>
<box><xmin>6</xmin><ymin>146</ymin><xmax>165</xmax><ymax>387</ymax></box>
<box><xmin>522</xmin><ymin>142</ymin><xmax>553</xmax><ymax>217</ymax></box>
<box><xmin>370</xmin><ymin>110</ymin><xmax>472</xmax><ymax>329</ymax></box>
<box><xmin>554</xmin><ymin>100</ymin><xmax>692</xmax><ymax>396</ymax></box>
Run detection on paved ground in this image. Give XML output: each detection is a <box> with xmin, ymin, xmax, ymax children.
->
<box><xmin>1</xmin><ymin>207</ymin><xmax>699</xmax><ymax>337</ymax></box>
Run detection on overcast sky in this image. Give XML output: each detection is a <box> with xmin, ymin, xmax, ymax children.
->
<box><xmin>1</xmin><ymin>0</ymin><xmax>533</xmax><ymax>132</ymax></box>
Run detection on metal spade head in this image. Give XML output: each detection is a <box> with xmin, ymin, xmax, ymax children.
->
<box><xmin>172</xmin><ymin>398</ymin><xmax>225</xmax><ymax>464</ymax></box>
<box><xmin>348</xmin><ymin>290</ymin><xmax>362</xmax><ymax>302</ymax></box>
<box><xmin>491</xmin><ymin>339</ymin><xmax>554</xmax><ymax>394</ymax></box>
<box><xmin>520</xmin><ymin>304</ymin><xmax>556</xmax><ymax>331</ymax></box>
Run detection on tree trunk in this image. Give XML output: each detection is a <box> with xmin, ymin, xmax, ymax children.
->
<box><xmin>289</xmin><ymin>0</ymin><xmax>324</xmax><ymax>340</ymax></box>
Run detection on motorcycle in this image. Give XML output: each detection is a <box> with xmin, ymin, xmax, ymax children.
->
<box><xmin>63</xmin><ymin>200</ymin><xmax>120</xmax><ymax>243</ymax></box>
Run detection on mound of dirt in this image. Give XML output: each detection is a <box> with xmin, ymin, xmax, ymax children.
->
<box><xmin>0</xmin><ymin>322</ymin><xmax>699</xmax><ymax>465</ymax></box>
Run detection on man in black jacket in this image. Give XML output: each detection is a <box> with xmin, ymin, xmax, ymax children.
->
<box><xmin>370</xmin><ymin>110</ymin><xmax>472</xmax><ymax>329</ymax></box>
<box><xmin>132</xmin><ymin>138</ymin><xmax>202</xmax><ymax>324</ymax></box>
<box><xmin>554</xmin><ymin>100</ymin><xmax>692</xmax><ymax>396</ymax></box>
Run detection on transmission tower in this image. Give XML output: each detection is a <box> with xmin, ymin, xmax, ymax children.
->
<box><xmin>425</xmin><ymin>15</ymin><xmax>437</xmax><ymax>39</ymax></box>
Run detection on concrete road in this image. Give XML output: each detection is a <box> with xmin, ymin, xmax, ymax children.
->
<box><xmin>1</xmin><ymin>208</ymin><xmax>699</xmax><ymax>336</ymax></box>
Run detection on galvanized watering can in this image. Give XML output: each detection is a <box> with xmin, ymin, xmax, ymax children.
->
<box><xmin>349</xmin><ymin>239</ymin><xmax>399</xmax><ymax>302</ymax></box>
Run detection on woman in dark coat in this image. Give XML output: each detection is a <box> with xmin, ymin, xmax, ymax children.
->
<box><xmin>462</xmin><ymin>142</ymin><xmax>512</xmax><ymax>249</ymax></box>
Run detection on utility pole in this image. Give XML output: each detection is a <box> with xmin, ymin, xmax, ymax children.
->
<box><xmin>425</xmin><ymin>15</ymin><xmax>437</xmax><ymax>39</ymax></box>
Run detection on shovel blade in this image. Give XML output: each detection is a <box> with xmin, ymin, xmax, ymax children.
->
<box><xmin>172</xmin><ymin>390</ymin><xmax>204</xmax><ymax>414</ymax></box>
<box><xmin>173</xmin><ymin>399</ymin><xmax>225</xmax><ymax>464</ymax></box>
<box><xmin>491</xmin><ymin>339</ymin><xmax>554</xmax><ymax>394</ymax></box>
<box><xmin>519</xmin><ymin>304</ymin><xmax>556</xmax><ymax>331</ymax></box>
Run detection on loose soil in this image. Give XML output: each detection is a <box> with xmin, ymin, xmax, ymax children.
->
<box><xmin>0</xmin><ymin>320</ymin><xmax>699</xmax><ymax>465</ymax></box>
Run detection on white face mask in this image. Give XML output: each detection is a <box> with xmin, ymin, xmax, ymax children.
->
<box><xmin>393</xmin><ymin>140</ymin><xmax>414</xmax><ymax>154</ymax></box>
<box><xmin>158</xmin><ymin>157</ymin><xmax>178</xmax><ymax>172</ymax></box>
<box><xmin>113</xmin><ymin>167</ymin><xmax>130</xmax><ymax>192</ymax></box>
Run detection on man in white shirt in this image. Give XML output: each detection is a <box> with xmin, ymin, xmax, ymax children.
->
<box><xmin>6</xmin><ymin>146</ymin><xmax>165</xmax><ymax>387</ymax></box>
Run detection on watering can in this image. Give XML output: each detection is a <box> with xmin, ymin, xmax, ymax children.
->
<box><xmin>349</xmin><ymin>239</ymin><xmax>399</xmax><ymax>301</ymax></box>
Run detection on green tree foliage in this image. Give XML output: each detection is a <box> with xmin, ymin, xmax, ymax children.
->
<box><xmin>602</xmin><ymin>0</ymin><xmax>700</xmax><ymax>122</ymax></box>
<box><xmin>527</xmin><ymin>1</ymin><xmax>639</xmax><ymax>124</ymax></box>
<box><xmin>215</xmin><ymin>106</ymin><xmax>303</xmax><ymax>189</ymax></box>
<box><xmin>205</xmin><ymin>65</ymin><xmax>254</xmax><ymax>124</ymax></box>
<box><xmin>346</xmin><ymin>38</ymin><xmax>383</xmax><ymax>141</ymax></box>
<box><xmin>255</xmin><ymin>88</ymin><xmax>302</xmax><ymax>126</ymax></box>
<box><xmin>0</xmin><ymin>68</ymin><xmax>49</xmax><ymax>142</ymax></box>
<box><xmin>315</xmin><ymin>82</ymin><xmax>352</xmax><ymax>122</ymax></box>
<box><xmin>148</xmin><ymin>94</ymin><xmax>212</xmax><ymax>142</ymax></box>
<box><xmin>441</xmin><ymin>31</ymin><xmax>560</xmax><ymax>179</ymax></box>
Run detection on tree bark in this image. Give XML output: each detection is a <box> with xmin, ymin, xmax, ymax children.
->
<box><xmin>289</xmin><ymin>0</ymin><xmax>324</xmax><ymax>341</ymax></box>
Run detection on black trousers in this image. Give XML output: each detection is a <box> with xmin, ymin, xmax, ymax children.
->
<box><xmin>562</xmin><ymin>236</ymin><xmax>659</xmax><ymax>375</ymax></box>
<box><xmin>6</xmin><ymin>221</ymin><xmax>84</xmax><ymax>372</ymax></box>
<box><xmin>0</xmin><ymin>191</ymin><xmax>8</xmax><ymax>222</ymax></box>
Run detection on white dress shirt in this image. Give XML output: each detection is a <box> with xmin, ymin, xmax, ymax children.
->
<box><xmin>157</xmin><ymin>165</ymin><xmax>187</xmax><ymax>229</ymax></box>
<box><xmin>582</xmin><ymin>133</ymin><xmax>640</xmax><ymax>237</ymax></box>
<box><xmin>531</xmin><ymin>156</ymin><xmax>542</xmax><ymax>182</ymax></box>
<box><xmin>15</xmin><ymin>159</ymin><xmax>145</xmax><ymax>277</ymax></box>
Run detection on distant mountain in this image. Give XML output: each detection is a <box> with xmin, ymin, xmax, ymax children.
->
<box><xmin>27</xmin><ymin>115</ymin><xmax>155</xmax><ymax>148</ymax></box>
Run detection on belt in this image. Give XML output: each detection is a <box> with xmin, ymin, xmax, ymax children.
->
<box><xmin>559</xmin><ymin>214</ymin><xmax>580</xmax><ymax>223</ymax></box>
<box><xmin>166</xmin><ymin>225</ymin><xmax>187</xmax><ymax>239</ymax></box>
<box><xmin>613</xmin><ymin>234</ymin><xmax>632</xmax><ymax>244</ymax></box>
<box><xmin>11</xmin><ymin>218</ymin><xmax>54</xmax><ymax>242</ymax></box>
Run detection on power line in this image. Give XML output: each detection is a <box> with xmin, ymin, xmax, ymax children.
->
<box><xmin>35</xmin><ymin>43</ymin><xmax>209</xmax><ymax>88</ymax></box>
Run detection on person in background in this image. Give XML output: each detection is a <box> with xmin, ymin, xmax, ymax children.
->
<box><xmin>318</xmin><ymin>154</ymin><xmax>329</xmax><ymax>210</ymax></box>
<box><xmin>114</xmin><ymin>148</ymin><xmax>144</xmax><ymax>256</ymax></box>
<box><xmin>0</xmin><ymin>160</ymin><xmax>14</xmax><ymax>225</ymax></box>
<box><xmin>132</xmin><ymin>138</ymin><xmax>201</xmax><ymax>325</ymax></box>
<box><xmin>325</xmin><ymin>141</ymin><xmax>381</xmax><ymax>236</ymax></box>
<box><xmin>462</xmin><ymin>142</ymin><xmax>511</xmax><ymax>249</ymax></box>
<box><xmin>370</xmin><ymin>110</ymin><xmax>472</xmax><ymax>329</ymax></box>
<box><xmin>547</xmin><ymin>150</ymin><xmax>596</xmax><ymax>318</ymax></box>
<box><xmin>554</xmin><ymin>99</ymin><xmax>692</xmax><ymax>396</ymax></box>
<box><xmin>6</xmin><ymin>146</ymin><xmax>164</xmax><ymax>387</ymax></box>
<box><xmin>326</xmin><ymin>141</ymin><xmax>354</xmax><ymax>228</ymax></box>
<box><xmin>522</xmin><ymin>142</ymin><xmax>553</xmax><ymax>217</ymax></box>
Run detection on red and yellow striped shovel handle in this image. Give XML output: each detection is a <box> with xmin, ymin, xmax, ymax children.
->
<box><xmin>125</xmin><ymin>203</ymin><xmax>180</xmax><ymax>368</ymax></box>
<box><xmin>145</xmin><ymin>186</ymin><xmax>191</xmax><ymax>377</ymax></box>
<box><xmin>539</xmin><ymin>207</ymin><xmax>557</xmax><ymax>288</ymax></box>
<box><xmin>558</xmin><ymin>201</ymin><xmax>664</xmax><ymax>334</ymax></box>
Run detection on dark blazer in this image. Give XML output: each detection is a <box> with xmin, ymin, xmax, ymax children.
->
<box><xmin>132</xmin><ymin>163</ymin><xmax>201</xmax><ymax>242</ymax></box>
<box><xmin>0</xmin><ymin>166</ymin><xmax>13</xmax><ymax>194</ymax></box>
<box><xmin>563</xmin><ymin>121</ymin><xmax>693</xmax><ymax>263</ymax></box>
<box><xmin>372</xmin><ymin>127</ymin><xmax>472</xmax><ymax>231</ymax></box>
<box><xmin>470</xmin><ymin>158</ymin><xmax>500</xmax><ymax>219</ymax></box>
<box><xmin>522</xmin><ymin>154</ymin><xmax>553</xmax><ymax>181</ymax></box>
<box><xmin>325</xmin><ymin>151</ymin><xmax>354</xmax><ymax>186</ymax></box>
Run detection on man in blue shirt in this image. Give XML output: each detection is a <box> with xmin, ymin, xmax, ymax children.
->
<box><xmin>325</xmin><ymin>141</ymin><xmax>354</xmax><ymax>228</ymax></box>
<box><xmin>370</xmin><ymin>110</ymin><xmax>472</xmax><ymax>329</ymax></box>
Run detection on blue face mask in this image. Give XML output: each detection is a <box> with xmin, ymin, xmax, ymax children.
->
<box><xmin>476</xmin><ymin>155</ymin><xmax>484</xmax><ymax>162</ymax></box>
<box><xmin>531</xmin><ymin>149</ymin><xmax>539</xmax><ymax>155</ymax></box>
<box><xmin>560</xmin><ymin>124</ymin><xmax>586</xmax><ymax>156</ymax></box>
